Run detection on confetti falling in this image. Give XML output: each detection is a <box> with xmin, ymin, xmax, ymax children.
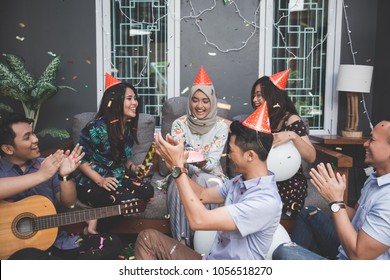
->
<box><xmin>86</xmin><ymin>57</ymin><xmax>92</xmax><ymax>64</ymax></box>
<box><xmin>18</xmin><ymin>22</ymin><xmax>26</xmax><ymax>28</ymax></box>
<box><xmin>208</xmin><ymin>52</ymin><xmax>217</xmax><ymax>56</ymax></box>
<box><xmin>169</xmin><ymin>244</ymin><xmax>178</xmax><ymax>255</ymax></box>
<box><xmin>181</xmin><ymin>86</ymin><xmax>189</xmax><ymax>95</ymax></box>
<box><xmin>16</xmin><ymin>36</ymin><xmax>25</xmax><ymax>41</ymax></box>
<box><xmin>48</xmin><ymin>51</ymin><xmax>57</xmax><ymax>57</ymax></box>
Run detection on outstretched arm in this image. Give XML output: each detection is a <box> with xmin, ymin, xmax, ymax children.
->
<box><xmin>0</xmin><ymin>150</ymin><xmax>64</xmax><ymax>200</ymax></box>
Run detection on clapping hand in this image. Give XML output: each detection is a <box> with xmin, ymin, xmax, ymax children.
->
<box><xmin>309</xmin><ymin>163</ymin><xmax>346</xmax><ymax>203</ymax></box>
<box><xmin>155</xmin><ymin>132</ymin><xmax>186</xmax><ymax>170</ymax></box>
<box><xmin>40</xmin><ymin>150</ymin><xmax>66</xmax><ymax>180</ymax></box>
<box><xmin>59</xmin><ymin>144</ymin><xmax>85</xmax><ymax>176</ymax></box>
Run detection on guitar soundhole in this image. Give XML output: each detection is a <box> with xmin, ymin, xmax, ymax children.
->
<box><xmin>12</xmin><ymin>213</ymin><xmax>37</xmax><ymax>239</ymax></box>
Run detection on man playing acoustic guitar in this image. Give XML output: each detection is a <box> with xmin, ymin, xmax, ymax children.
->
<box><xmin>0</xmin><ymin>113</ymin><xmax>123</xmax><ymax>259</ymax></box>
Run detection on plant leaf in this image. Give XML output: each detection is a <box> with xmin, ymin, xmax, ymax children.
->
<box><xmin>36</xmin><ymin>56</ymin><xmax>61</xmax><ymax>86</ymax></box>
<box><xmin>0</xmin><ymin>103</ymin><xmax>14</xmax><ymax>112</ymax></box>
<box><xmin>2</xmin><ymin>54</ymin><xmax>36</xmax><ymax>88</ymax></box>
<box><xmin>0</xmin><ymin>80</ymin><xmax>30</xmax><ymax>102</ymax></box>
<box><xmin>0</xmin><ymin>62</ymin><xmax>31</xmax><ymax>94</ymax></box>
<box><xmin>37</xmin><ymin>127</ymin><xmax>70</xmax><ymax>140</ymax></box>
<box><xmin>30</xmin><ymin>82</ymin><xmax>57</xmax><ymax>99</ymax></box>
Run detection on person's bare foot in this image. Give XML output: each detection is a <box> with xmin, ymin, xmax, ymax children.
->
<box><xmin>83</xmin><ymin>219</ymin><xmax>98</xmax><ymax>234</ymax></box>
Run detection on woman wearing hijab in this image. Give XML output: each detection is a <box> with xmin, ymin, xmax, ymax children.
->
<box><xmin>166</xmin><ymin>66</ymin><xmax>229</xmax><ymax>245</ymax></box>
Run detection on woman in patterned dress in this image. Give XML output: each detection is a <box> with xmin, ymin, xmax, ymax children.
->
<box><xmin>166</xmin><ymin>66</ymin><xmax>229</xmax><ymax>244</ymax></box>
<box><xmin>250</xmin><ymin>71</ymin><xmax>316</xmax><ymax>217</ymax></box>
<box><xmin>76</xmin><ymin>78</ymin><xmax>154</xmax><ymax>210</ymax></box>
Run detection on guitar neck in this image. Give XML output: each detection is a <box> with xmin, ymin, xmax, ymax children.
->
<box><xmin>34</xmin><ymin>204</ymin><xmax>121</xmax><ymax>231</ymax></box>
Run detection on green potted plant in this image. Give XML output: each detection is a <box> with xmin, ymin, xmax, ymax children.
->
<box><xmin>0</xmin><ymin>53</ymin><xmax>76</xmax><ymax>139</ymax></box>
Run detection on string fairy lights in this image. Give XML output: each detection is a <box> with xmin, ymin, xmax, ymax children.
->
<box><xmin>181</xmin><ymin>0</ymin><xmax>261</xmax><ymax>53</ymax></box>
<box><xmin>341</xmin><ymin>0</ymin><xmax>373</xmax><ymax>129</ymax></box>
<box><xmin>106</xmin><ymin>0</ymin><xmax>331</xmax><ymax>63</ymax></box>
<box><xmin>106</xmin><ymin>0</ymin><xmax>330</xmax><ymax>86</ymax></box>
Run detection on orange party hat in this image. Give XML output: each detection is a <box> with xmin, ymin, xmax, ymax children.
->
<box><xmin>193</xmin><ymin>65</ymin><xmax>213</xmax><ymax>85</ymax></box>
<box><xmin>269</xmin><ymin>69</ymin><xmax>290</xmax><ymax>90</ymax></box>
<box><xmin>105</xmin><ymin>73</ymin><xmax>121</xmax><ymax>90</ymax></box>
<box><xmin>242</xmin><ymin>102</ymin><xmax>271</xmax><ymax>134</ymax></box>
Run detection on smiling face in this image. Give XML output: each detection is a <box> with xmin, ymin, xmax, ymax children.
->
<box><xmin>190</xmin><ymin>90</ymin><xmax>211</xmax><ymax>120</ymax></box>
<box><xmin>122</xmin><ymin>87</ymin><xmax>138</xmax><ymax>120</ymax></box>
<box><xmin>363</xmin><ymin>120</ymin><xmax>390</xmax><ymax>175</ymax></box>
<box><xmin>4</xmin><ymin>122</ymin><xmax>40</xmax><ymax>164</ymax></box>
<box><xmin>252</xmin><ymin>84</ymin><xmax>265</xmax><ymax>109</ymax></box>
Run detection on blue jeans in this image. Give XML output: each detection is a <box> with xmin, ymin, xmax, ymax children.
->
<box><xmin>273</xmin><ymin>206</ymin><xmax>340</xmax><ymax>260</ymax></box>
<box><xmin>272</xmin><ymin>242</ymin><xmax>326</xmax><ymax>260</ymax></box>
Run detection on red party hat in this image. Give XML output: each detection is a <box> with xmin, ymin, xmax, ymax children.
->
<box><xmin>193</xmin><ymin>65</ymin><xmax>213</xmax><ymax>85</ymax></box>
<box><xmin>242</xmin><ymin>102</ymin><xmax>271</xmax><ymax>134</ymax></box>
<box><xmin>105</xmin><ymin>73</ymin><xmax>121</xmax><ymax>90</ymax></box>
<box><xmin>269</xmin><ymin>69</ymin><xmax>290</xmax><ymax>90</ymax></box>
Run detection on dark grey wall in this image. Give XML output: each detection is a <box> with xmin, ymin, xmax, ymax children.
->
<box><xmin>372</xmin><ymin>0</ymin><xmax>390</xmax><ymax>124</ymax></box>
<box><xmin>180</xmin><ymin>0</ymin><xmax>260</xmax><ymax>119</ymax></box>
<box><xmin>338</xmin><ymin>0</ymin><xmax>377</xmax><ymax>135</ymax></box>
<box><xmin>0</xmin><ymin>0</ymin><xmax>97</xmax><ymax>149</ymax></box>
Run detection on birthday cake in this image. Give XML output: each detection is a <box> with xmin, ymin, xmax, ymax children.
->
<box><xmin>186</xmin><ymin>150</ymin><xmax>205</xmax><ymax>164</ymax></box>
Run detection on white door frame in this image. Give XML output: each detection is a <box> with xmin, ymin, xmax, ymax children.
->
<box><xmin>258</xmin><ymin>0</ymin><xmax>343</xmax><ymax>135</ymax></box>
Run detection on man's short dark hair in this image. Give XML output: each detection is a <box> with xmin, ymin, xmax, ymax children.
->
<box><xmin>230</xmin><ymin>120</ymin><xmax>273</xmax><ymax>161</ymax></box>
<box><xmin>0</xmin><ymin>112</ymin><xmax>33</xmax><ymax>156</ymax></box>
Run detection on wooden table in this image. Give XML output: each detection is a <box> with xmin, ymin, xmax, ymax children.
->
<box><xmin>309</xmin><ymin>135</ymin><xmax>368</xmax><ymax>145</ymax></box>
<box><xmin>310</xmin><ymin>135</ymin><xmax>368</xmax><ymax>205</ymax></box>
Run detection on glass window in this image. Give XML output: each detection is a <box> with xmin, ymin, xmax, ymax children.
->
<box><xmin>110</xmin><ymin>0</ymin><xmax>168</xmax><ymax>127</ymax></box>
<box><xmin>272</xmin><ymin>0</ymin><xmax>328</xmax><ymax>130</ymax></box>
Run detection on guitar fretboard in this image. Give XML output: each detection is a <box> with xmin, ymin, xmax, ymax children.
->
<box><xmin>33</xmin><ymin>205</ymin><xmax>121</xmax><ymax>230</ymax></box>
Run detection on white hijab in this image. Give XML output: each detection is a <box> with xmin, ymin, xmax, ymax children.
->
<box><xmin>186</xmin><ymin>84</ymin><xmax>217</xmax><ymax>135</ymax></box>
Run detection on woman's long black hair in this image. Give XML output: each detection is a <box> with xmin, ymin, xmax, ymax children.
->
<box><xmin>96</xmin><ymin>82</ymin><xmax>139</xmax><ymax>162</ymax></box>
<box><xmin>250</xmin><ymin>76</ymin><xmax>298</xmax><ymax>132</ymax></box>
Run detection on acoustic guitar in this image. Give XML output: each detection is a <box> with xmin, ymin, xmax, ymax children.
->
<box><xmin>0</xmin><ymin>195</ymin><xmax>146</xmax><ymax>259</ymax></box>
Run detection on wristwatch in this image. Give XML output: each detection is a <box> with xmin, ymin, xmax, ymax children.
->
<box><xmin>58</xmin><ymin>173</ymin><xmax>74</xmax><ymax>182</ymax></box>
<box><xmin>171</xmin><ymin>166</ymin><xmax>188</xmax><ymax>179</ymax></box>
<box><xmin>329</xmin><ymin>201</ymin><xmax>345</xmax><ymax>213</ymax></box>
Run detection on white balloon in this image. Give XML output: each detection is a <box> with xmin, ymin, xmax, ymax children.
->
<box><xmin>193</xmin><ymin>230</ymin><xmax>217</xmax><ymax>255</ymax></box>
<box><xmin>267</xmin><ymin>141</ymin><xmax>301</xmax><ymax>182</ymax></box>
<box><xmin>266</xmin><ymin>224</ymin><xmax>291</xmax><ymax>260</ymax></box>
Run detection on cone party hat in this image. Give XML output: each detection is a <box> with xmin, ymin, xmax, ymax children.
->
<box><xmin>105</xmin><ymin>73</ymin><xmax>121</xmax><ymax>90</ymax></box>
<box><xmin>269</xmin><ymin>69</ymin><xmax>290</xmax><ymax>90</ymax></box>
<box><xmin>193</xmin><ymin>65</ymin><xmax>213</xmax><ymax>85</ymax></box>
<box><xmin>242</xmin><ymin>101</ymin><xmax>271</xmax><ymax>134</ymax></box>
